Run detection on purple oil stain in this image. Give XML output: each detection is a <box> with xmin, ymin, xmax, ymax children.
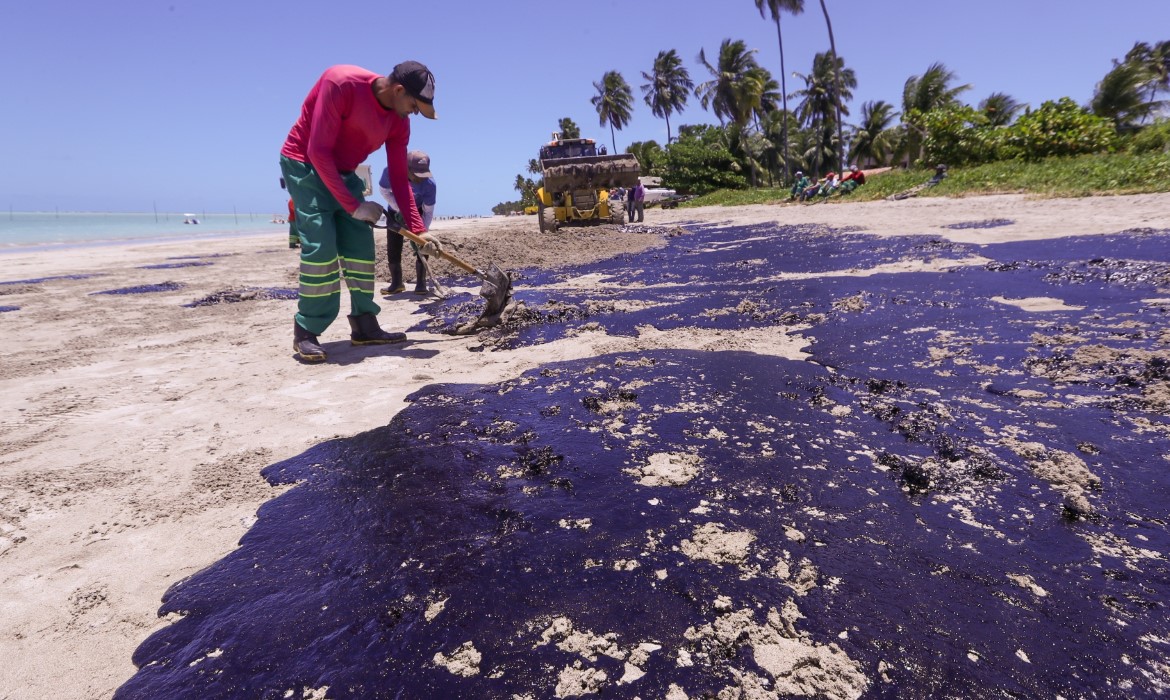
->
<box><xmin>90</xmin><ymin>282</ymin><xmax>185</xmax><ymax>295</ymax></box>
<box><xmin>138</xmin><ymin>261</ymin><xmax>214</xmax><ymax>270</ymax></box>
<box><xmin>0</xmin><ymin>305</ymin><xmax>19</xmax><ymax>312</ymax></box>
<box><xmin>118</xmin><ymin>222</ymin><xmax>1170</xmax><ymax>698</ymax></box>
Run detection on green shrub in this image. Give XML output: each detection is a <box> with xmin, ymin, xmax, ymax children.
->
<box><xmin>920</xmin><ymin>105</ymin><xmax>1001</xmax><ymax>167</ymax></box>
<box><xmin>1005</xmin><ymin>98</ymin><xmax>1118</xmax><ymax>160</ymax></box>
<box><xmin>1126</xmin><ymin>119</ymin><xmax>1170</xmax><ymax>154</ymax></box>
<box><xmin>660</xmin><ymin>126</ymin><xmax>748</xmax><ymax>195</ymax></box>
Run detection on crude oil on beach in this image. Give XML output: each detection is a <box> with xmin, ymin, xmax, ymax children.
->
<box><xmin>2</xmin><ymin>195</ymin><xmax>1169</xmax><ymax>699</ymax></box>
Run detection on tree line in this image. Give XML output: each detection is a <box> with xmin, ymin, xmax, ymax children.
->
<box><xmin>494</xmin><ymin>0</ymin><xmax>1169</xmax><ymax>213</ymax></box>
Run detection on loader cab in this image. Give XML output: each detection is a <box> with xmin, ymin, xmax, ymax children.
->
<box><xmin>540</xmin><ymin>135</ymin><xmax>598</xmax><ymax>162</ymax></box>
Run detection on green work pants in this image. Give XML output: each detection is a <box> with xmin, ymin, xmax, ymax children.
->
<box><xmin>280</xmin><ymin>156</ymin><xmax>380</xmax><ymax>335</ymax></box>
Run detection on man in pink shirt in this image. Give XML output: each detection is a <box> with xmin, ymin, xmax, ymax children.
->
<box><xmin>280</xmin><ymin>61</ymin><xmax>439</xmax><ymax>363</ymax></box>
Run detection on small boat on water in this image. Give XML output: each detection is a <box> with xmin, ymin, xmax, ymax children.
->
<box><xmin>182</xmin><ymin>213</ymin><xmax>199</xmax><ymax>225</ymax></box>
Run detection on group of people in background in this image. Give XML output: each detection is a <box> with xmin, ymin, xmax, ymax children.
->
<box><xmin>791</xmin><ymin>165</ymin><xmax>867</xmax><ymax>202</ymax></box>
<box><xmin>609</xmin><ymin>182</ymin><xmax>645</xmax><ymax>223</ymax></box>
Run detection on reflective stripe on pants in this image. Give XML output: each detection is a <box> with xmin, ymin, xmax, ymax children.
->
<box><xmin>280</xmin><ymin>156</ymin><xmax>380</xmax><ymax>335</ymax></box>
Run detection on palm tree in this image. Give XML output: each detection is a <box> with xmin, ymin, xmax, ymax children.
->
<box><xmin>694</xmin><ymin>38</ymin><xmax>763</xmax><ymax>126</ymax></box>
<box><xmin>903</xmin><ymin>62</ymin><xmax>972</xmax><ymax>114</ymax></box>
<box><xmin>1124</xmin><ymin>41</ymin><xmax>1170</xmax><ymax>122</ymax></box>
<box><xmin>1091</xmin><ymin>59</ymin><xmax>1156</xmax><ymax>131</ymax></box>
<box><xmin>792</xmin><ymin>52</ymin><xmax>855</xmax><ymax>174</ymax></box>
<box><xmin>849</xmin><ymin>100</ymin><xmax>899</xmax><ymax>167</ymax></box>
<box><xmin>753</xmin><ymin>0</ymin><xmax>805</xmax><ymax>182</ymax></box>
<box><xmin>816</xmin><ymin>0</ymin><xmax>845</xmax><ymax>172</ymax></box>
<box><xmin>978</xmin><ymin>92</ymin><xmax>1023</xmax><ymax>127</ymax></box>
<box><xmin>901</xmin><ymin>62</ymin><xmax>972</xmax><ymax>165</ymax></box>
<box><xmin>591</xmin><ymin>71</ymin><xmax>634</xmax><ymax>152</ymax></box>
<box><xmin>640</xmin><ymin>50</ymin><xmax>693</xmax><ymax>143</ymax></box>
<box><xmin>557</xmin><ymin>117</ymin><xmax>581</xmax><ymax>139</ymax></box>
<box><xmin>744</xmin><ymin>68</ymin><xmax>782</xmax><ymax>128</ymax></box>
<box><xmin>761</xmin><ymin>109</ymin><xmax>801</xmax><ymax>180</ymax></box>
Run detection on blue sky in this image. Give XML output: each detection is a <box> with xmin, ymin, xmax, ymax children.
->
<box><xmin>1</xmin><ymin>0</ymin><xmax>1166</xmax><ymax>217</ymax></box>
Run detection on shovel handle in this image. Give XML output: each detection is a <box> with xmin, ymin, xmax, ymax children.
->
<box><xmin>395</xmin><ymin>226</ymin><xmax>480</xmax><ymax>276</ymax></box>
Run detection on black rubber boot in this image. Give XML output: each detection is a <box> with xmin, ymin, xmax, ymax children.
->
<box><xmin>413</xmin><ymin>255</ymin><xmax>428</xmax><ymax>295</ymax></box>
<box><xmin>382</xmin><ymin>228</ymin><xmax>406</xmax><ymax>295</ymax></box>
<box><xmin>293</xmin><ymin>321</ymin><xmax>326</xmax><ymax>362</ymax></box>
<box><xmin>382</xmin><ymin>263</ymin><xmax>405</xmax><ymax>295</ymax></box>
<box><xmin>348</xmin><ymin>314</ymin><xmax>407</xmax><ymax>345</ymax></box>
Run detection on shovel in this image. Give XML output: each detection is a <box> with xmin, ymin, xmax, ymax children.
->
<box><xmin>373</xmin><ymin>213</ymin><xmax>515</xmax><ymax>333</ymax></box>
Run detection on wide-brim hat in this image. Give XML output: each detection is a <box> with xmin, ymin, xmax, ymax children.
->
<box><xmin>391</xmin><ymin>60</ymin><xmax>437</xmax><ymax>119</ymax></box>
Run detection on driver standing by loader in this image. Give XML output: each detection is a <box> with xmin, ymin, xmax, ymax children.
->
<box><xmin>279</xmin><ymin>61</ymin><xmax>441</xmax><ymax>363</ymax></box>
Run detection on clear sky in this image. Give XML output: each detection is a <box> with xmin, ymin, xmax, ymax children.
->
<box><xmin>2</xmin><ymin>0</ymin><xmax>1166</xmax><ymax>217</ymax></box>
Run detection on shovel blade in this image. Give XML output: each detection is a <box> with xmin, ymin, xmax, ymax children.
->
<box><xmin>477</xmin><ymin>264</ymin><xmax>512</xmax><ymax>320</ymax></box>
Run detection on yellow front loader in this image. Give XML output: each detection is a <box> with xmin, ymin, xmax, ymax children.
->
<box><xmin>535</xmin><ymin>134</ymin><xmax>641</xmax><ymax>233</ymax></box>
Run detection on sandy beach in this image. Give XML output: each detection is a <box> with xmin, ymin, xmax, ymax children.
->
<box><xmin>2</xmin><ymin>193</ymin><xmax>1169</xmax><ymax>699</ymax></box>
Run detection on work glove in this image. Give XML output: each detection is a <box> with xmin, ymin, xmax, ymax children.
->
<box><xmin>417</xmin><ymin>232</ymin><xmax>443</xmax><ymax>257</ymax></box>
<box><xmin>387</xmin><ymin>208</ymin><xmax>406</xmax><ymax>229</ymax></box>
<box><xmin>351</xmin><ymin>201</ymin><xmax>383</xmax><ymax>224</ymax></box>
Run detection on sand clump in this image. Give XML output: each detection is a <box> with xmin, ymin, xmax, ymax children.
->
<box><xmin>626</xmin><ymin>452</ymin><xmax>703</xmax><ymax>486</ymax></box>
<box><xmin>433</xmin><ymin>641</ymin><xmax>482</xmax><ymax>677</ymax></box>
<box><xmin>1001</xmin><ymin>438</ymin><xmax>1102</xmax><ymax>517</ymax></box>
<box><xmin>683</xmin><ymin>604</ymin><xmax>868</xmax><ymax>700</ymax></box>
<box><xmin>680</xmin><ymin>523</ymin><xmax>756</xmax><ymax>566</ymax></box>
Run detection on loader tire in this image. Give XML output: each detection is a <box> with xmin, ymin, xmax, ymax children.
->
<box><xmin>540</xmin><ymin>205</ymin><xmax>558</xmax><ymax>233</ymax></box>
<box><xmin>609</xmin><ymin>206</ymin><xmax>625</xmax><ymax>225</ymax></box>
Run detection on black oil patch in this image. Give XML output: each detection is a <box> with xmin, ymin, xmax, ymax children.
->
<box><xmin>138</xmin><ymin>261</ymin><xmax>214</xmax><ymax>270</ymax></box>
<box><xmin>944</xmin><ymin>218</ymin><xmax>1014</xmax><ymax>230</ymax></box>
<box><xmin>90</xmin><ymin>282</ymin><xmax>184</xmax><ymax>295</ymax></box>
<box><xmin>183</xmin><ymin>287</ymin><xmax>298</xmax><ymax>308</ymax></box>
<box><xmin>118</xmin><ymin>222</ymin><xmax>1170</xmax><ymax>698</ymax></box>
<box><xmin>0</xmin><ymin>305</ymin><xmax>19</xmax><ymax>313</ymax></box>
<box><xmin>166</xmin><ymin>253</ymin><xmax>239</xmax><ymax>260</ymax></box>
<box><xmin>0</xmin><ymin>273</ymin><xmax>103</xmax><ymax>285</ymax></box>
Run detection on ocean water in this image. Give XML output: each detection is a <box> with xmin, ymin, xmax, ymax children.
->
<box><xmin>0</xmin><ymin>211</ymin><xmax>284</xmax><ymax>249</ymax></box>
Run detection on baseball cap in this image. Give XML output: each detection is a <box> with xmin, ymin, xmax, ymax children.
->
<box><xmin>407</xmin><ymin>150</ymin><xmax>433</xmax><ymax>179</ymax></box>
<box><xmin>391</xmin><ymin>60</ymin><xmax>437</xmax><ymax>119</ymax></box>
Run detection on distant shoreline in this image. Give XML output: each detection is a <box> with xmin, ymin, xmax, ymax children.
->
<box><xmin>0</xmin><ymin>227</ymin><xmax>284</xmax><ymax>255</ymax></box>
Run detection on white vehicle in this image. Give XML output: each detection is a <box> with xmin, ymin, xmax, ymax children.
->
<box><xmin>642</xmin><ymin>187</ymin><xmax>677</xmax><ymax>204</ymax></box>
<box><xmin>637</xmin><ymin>176</ymin><xmax>675</xmax><ymax>205</ymax></box>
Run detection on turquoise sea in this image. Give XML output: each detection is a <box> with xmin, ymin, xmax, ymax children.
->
<box><xmin>0</xmin><ymin>211</ymin><xmax>285</xmax><ymax>250</ymax></box>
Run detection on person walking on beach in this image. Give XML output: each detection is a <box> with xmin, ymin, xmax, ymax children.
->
<box><xmin>380</xmin><ymin>150</ymin><xmax>437</xmax><ymax>295</ymax></box>
<box><xmin>280</xmin><ymin>61</ymin><xmax>441</xmax><ymax>363</ymax></box>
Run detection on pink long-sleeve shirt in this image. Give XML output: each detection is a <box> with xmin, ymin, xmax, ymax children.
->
<box><xmin>281</xmin><ymin>65</ymin><xmax>424</xmax><ymax>233</ymax></box>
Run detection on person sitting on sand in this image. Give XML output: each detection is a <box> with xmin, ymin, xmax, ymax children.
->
<box><xmin>839</xmin><ymin>165</ymin><xmax>866</xmax><ymax>195</ymax></box>
<box><xmin>379</xmin><ymin>150</ymin><xmax>436</xmax><ymax>295</ymax></box>
<box><xmin>279</xmin><ymin>61</ymin><xmax>443</xmax><ymax>363</ymax></box>
<box><xmin>790</xmin><ymin>171</ymin><xmax>811</xmax><ymax>200</ymax></box>
<box><xmin>799</xmin><ymin>175</ymin><xmax>825</xmax><ymax>202</ymax></box>
<box><xmin>888</xmin><ymin>163</ymin><xmax>949</xmax><ymax>201</ymax></box>
<box><xmin>818</xmin><ymin>171</ymin><xmax>840</xmax><ymax>197</ymax></box>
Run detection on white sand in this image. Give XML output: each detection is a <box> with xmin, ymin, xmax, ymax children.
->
<box><xmin>1</xmin><ymin>192</ymin><xmax>1168</xmax><ymax>698</ymax></box>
